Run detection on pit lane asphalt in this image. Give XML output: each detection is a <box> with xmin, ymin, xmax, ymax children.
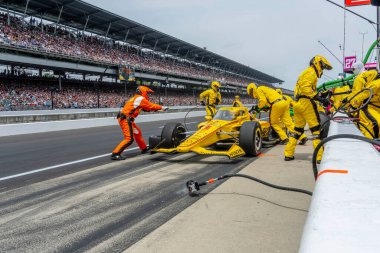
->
<box><xmin>0</xmin><ymin>115</ymin><xmax>269</xmax><ymax>252</ymax></box>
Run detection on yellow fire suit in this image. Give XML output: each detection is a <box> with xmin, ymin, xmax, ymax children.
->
<box><xmin>330</xmin><ymin>85</ymin><xmax>351</xmax><ymax>111</ymax></box>
<box><xmin>253</xmin><ymin>86</ymin><xmax>295</xmax><ymax>141</ymax></box>
<box><xmin>282</xmin><ymin>95</ymin><xmax>308</xmax><ymax>143</ymax></box>
<box><xmin>350</xmin><ymin>79</ymin><xmax>380</xmax><ymax>138</ymax></box>
<box><xmin>282</xmin><ymin>94</ymin><xmax>294</xmax><ymax>107</ymax></box>
<box><xmin>200</xmin><ymin>89</ymin><xmax>222</xmax><ymax>117</ymax></box>
<box><xmin>276</xmin><ymin>91</ymin><xmax>308</xmax><ymax>144</ymax></box>
<box><xmin>348</xmin><ymin>70</ymin><xmax>378</xmax><ymax>101</ymax></box>
<box><xmin>284</xmin><ymin>66</ymin><xmax>324</xmax><ymax>160</ymax></box>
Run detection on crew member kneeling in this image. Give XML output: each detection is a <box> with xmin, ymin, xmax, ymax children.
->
<box><xmin>111</xmin><ymin>86</ymin><xmax>167</xmax><ymax>160</ymax></box>
<box><xmin>347</xmin><ymin>61</ymin><xmax>380</xmax><ymax>139</ymax></box>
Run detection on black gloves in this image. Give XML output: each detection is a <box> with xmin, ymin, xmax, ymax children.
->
<box><xmin>215</xmin><ymin>98</ymin><xmax>220</xmax><ymax>105</ymax></box>
<box><xmin>341</xmin><ymin>97</ymin><xmax>348</xmax><ymax>105</ymax></box>
<box><xmin>200</xmin><ymin>101</ymin><xmax>206</xmax><ymax>106</ymax></box>
<box><xmin>314</xmin><ymin>95</ymin><xmax>330</xmax><ymax>107</ymax></box>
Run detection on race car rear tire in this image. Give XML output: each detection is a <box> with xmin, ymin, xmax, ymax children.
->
<box><xmin>161</xmin><ymin>122</ymin><xmax>186</xmax><ymax>148</ymax></box>
<box><xmin>239</xmin><ymin>121</ymin><xmax>262</xmax><ymax>156</ymax></box>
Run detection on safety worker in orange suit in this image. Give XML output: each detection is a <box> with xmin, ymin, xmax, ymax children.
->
<box><xmin>345</xmin><ymin>61</ymin><xmax>380</xmax><ymax>138</ymax></box>
<box><xmin>247</xmin><ymin>83</ymin><xmax>295</xmax><ymax>144</ymax></box>
<box><xmin>111</xmin><ymin>86</ymin><xmax>168</xmax><ymax>160</ymax></box>
<box><xmin>284</xmin><ymin>55</ymin><xmax>333</xmax><ymax>162</ymax></box>
<box><xmin>232</xmin><ymin>95</ymin><xmax>243</xmax><ymax>107</ymax></box>
<box><xmin>276</xmin><ymin>88</ymin><xmax>308</xmax><ymax>145</ymax></box>
<box><xmin>200</xmin><ymin>81</ymin><xmax>222</xmax><ymax>117</ymax></box>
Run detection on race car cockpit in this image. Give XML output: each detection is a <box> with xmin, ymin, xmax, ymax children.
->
<box><xmin>213</xmin><ymin>109</ymin><xmax>235</xmax><ymax>120</ymax></box>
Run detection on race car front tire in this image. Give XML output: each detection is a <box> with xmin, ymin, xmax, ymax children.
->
<box><xmin>239</xmin><ymin>121</ymin><xmax>262</xmax><ymax>156</ymax></box>
<box><xmin>161</xmin><ymin>122</ymin><xmax>186</xmax><ymax>148</ymax></box>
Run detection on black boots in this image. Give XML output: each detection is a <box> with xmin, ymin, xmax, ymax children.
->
<box><xmin>284</xmin><ymin>156</ymin><xmax>295</xmax><ymax>161</ymax></box>
<box><xmin>110</xmin><ymin>153</ymin><xmax>126</xmax><ymax>160</ymax></box>
<box><xmin>141</xmin><ymin>146</ymin><xmax>150</xmax><ymax>154</ymax></box>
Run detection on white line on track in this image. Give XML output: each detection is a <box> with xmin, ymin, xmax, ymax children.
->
<box><xmin>0</xmin><ymin>147</ymin><xmax>139</xmax><ymax>182</ymax></box>
<box><xmin>158</xmin><ymin>121</ymin><xmax>198</xmax><ymax>129</ymax></box>
<box><xmin>0</xmin><ymin>117</ymin><xmax>115</xmax><ymax>126</ymax></box>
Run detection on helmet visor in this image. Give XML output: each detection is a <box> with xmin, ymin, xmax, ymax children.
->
<box><xmin>320</xmin><ymin>61</ymin><xmax>333</xmax><ymax>70</ymax></box>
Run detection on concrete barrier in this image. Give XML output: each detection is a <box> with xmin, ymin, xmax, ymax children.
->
<box><xmin>0</xmin><ymin>111</ymin><xmax>207</xmax><ymax>137</ymax></box>
<box><xmin>0</xmin><ymin>106</ymin><xmax>202</xmax><ymax>124</ymax></box>
<box><xmin>299</xmin><ymin>114</ymin><xmax>380</xmax><ymax>253</ymax></box>
<box><xmin>0</xmin><ymin>105</ymin><xmax>253</xmax><ymax>124</ymax></box>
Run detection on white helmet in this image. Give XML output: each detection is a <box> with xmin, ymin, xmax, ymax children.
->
<box><xmin>352</xmin><ymin>61</ymin><xmax>364</xmax><ymax>75</ymax></box>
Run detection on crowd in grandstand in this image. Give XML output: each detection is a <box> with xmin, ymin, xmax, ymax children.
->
<box><xmin>0</xmin><ymin>12</ymin><xmax>262</xmax><ymax>87</ymax></box>
<box><xmin>0</xmin><ymin>77</ymin><xmax>253</xmax><ymax>111</ymax></box>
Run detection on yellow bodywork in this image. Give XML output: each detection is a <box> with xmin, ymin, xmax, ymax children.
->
<box><xmin>153</xmin><ymin>107</ymin><xmax>271</xmax><ymax>158</ymax></box>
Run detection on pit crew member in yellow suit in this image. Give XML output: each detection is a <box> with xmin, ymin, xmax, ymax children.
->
<box><xmin>346</xmin><ymin>61</ymin><xmax>380</xmax><ymax>138</ymax></box>
<box><xmin>247</xmin><ymin>83</ymin><xmax>295</xmax><ymax>144</ymax></box>
<box><xmin>200</xmin><ymin>81</ymin><xmax>222</xmax><ymax>117</ymax></box>
<box><xmin>276</xmin><ymin>88</ymin><xmax>308</xmax><ymax>145</ymax></box>
<box><xmin>284</xmin><ymin>55</ymin><xmax>333</xmax><ymax>162</ymax></box>
<box><xmin>232</xmin><ymin>95</ymin><xmax>243</xmax><ymax>107</ymax></box>
<box><xmin>330</xmin><ymin>85</ymin><xmax>351</xmax><ymax>112</ymax></box>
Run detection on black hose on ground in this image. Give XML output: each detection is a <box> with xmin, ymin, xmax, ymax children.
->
<box><xmin>187</xmin><ymin>173</ymin><xmax>313</xmax><ymax>197</ymax></box>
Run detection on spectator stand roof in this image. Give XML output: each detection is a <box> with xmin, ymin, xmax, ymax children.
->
<box><xmin>1</xmin><ymin>0</ymin><xmax>283</xmax><ymax>85</ymax></box>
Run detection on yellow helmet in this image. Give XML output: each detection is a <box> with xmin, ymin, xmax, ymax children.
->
<box><xmin>235</xmin><ymin>95</ymin><xmax>240</xmax><ymax>99</ymax></box>
<box><xmin>247</xmin><ymin>83</ymin><xmax>257</xmax><ymax>97</ymax></box>
<box><xmin>275</xmin><ymin>88</ymin><xmax>283</xmax><ymax>96</ymax></box>
<box><xmin>309</xmin><ymin>55</ymin><xmax>333</xmax><ymax>78</ymax></box>
<box><xmin>211</xmin><ymin>81</ymin><xmax>221</xmax><ymax>91</ymax></box>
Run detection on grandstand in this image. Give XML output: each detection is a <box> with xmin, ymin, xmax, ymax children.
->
<box><xmin>0</xmin><ymin>0</ymin><xmax>283</xmax><ymax>111</ymax></box>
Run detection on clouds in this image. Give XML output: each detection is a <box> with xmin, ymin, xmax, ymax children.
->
<box><xmin>85</xmin><ymin>0</ymin><xmax>377</xmax><ymax>90</ymax></box>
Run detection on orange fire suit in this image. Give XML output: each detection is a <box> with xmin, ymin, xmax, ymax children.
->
<box><xmin>112</xmin><ymin>94</ymin><xmax>162</xmax><ymax>155</ymax></box>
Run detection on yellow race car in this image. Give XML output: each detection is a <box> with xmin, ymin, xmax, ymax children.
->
<box><xmin>149</xmin><ymin>106</ymin><xmax>278</xmax><ymax>159</ymax></box>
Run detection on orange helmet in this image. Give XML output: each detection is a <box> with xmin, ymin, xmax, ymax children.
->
<box><xmin>136</xmin><ymin>86</ymin><xmax>154</xmax><ymax>99</ymax></box>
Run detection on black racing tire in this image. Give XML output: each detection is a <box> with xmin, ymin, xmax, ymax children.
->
<box><xmin>239</xmin><ymin>121</ymin><xmax>262</xmax><ymax>156</ymax></box>
<box><xmin>149</xmin><ymin>135</ymin><xmax>161</xmax><ymax>149</ymax></box>
<box><xmin>161</xmin><ymin>122</ymin><xmax>186</xmax><ymax>148</ymax></box>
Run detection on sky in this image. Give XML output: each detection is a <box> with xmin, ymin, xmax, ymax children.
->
<box><xmin>85</xmin><ymin>0</ymin><xmax>378</xmax><ymax>90</ymax></box>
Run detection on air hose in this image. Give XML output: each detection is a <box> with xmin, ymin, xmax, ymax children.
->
<box><xmin>334</xmin><ymin>88</ymin><xmax>373</xmax><ymax>115</ymax></box>
<box><xmin>184</xmin><ymin>106</ymin><xmax>201</xmax><ymax>131</ymax></box>
<box><xmin>312</xmin><ymin>134</ymin><xmax>380</xmax><ymax>180</ymax></box>
<box><xmin>319</xmin><ymin>88</ymin><xmax>374</xmax><ymax>132</ymax></box>
<box><xmin>313</xmin><ymin>88</ymin><xmax>378</xmax><ymax>179</ymax></box>
<box><xmin>186</xmin><ymin>173</ymin><xmax>313</xmax><ymax>197</ymax></box>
